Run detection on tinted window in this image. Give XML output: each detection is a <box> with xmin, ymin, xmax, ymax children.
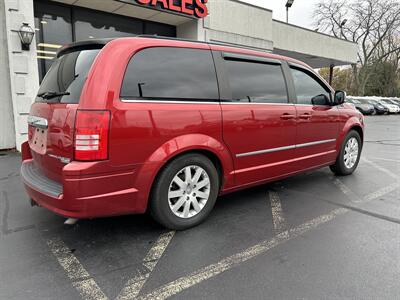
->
<box><xmin>291</xmin><ymin>68</ymin><xmax>331</xmax><ymax>105</ymax></box>
<box><xmin>121</xmin><ymin>48</ymin><xmax>219</xmax><ymax>100</ymax></box>
<box><xmin>36</xmin><ymin>49</ymin><xmax>100</xmax><ymax>103</ymax></box>
<box><xmin>225</xmin><ymin>59</ymin><xmax>288</xmax><ymax>103</ymax></box>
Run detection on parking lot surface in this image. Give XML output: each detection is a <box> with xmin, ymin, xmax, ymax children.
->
<box><xmin>1</xmin><ymin>115</ymin><xmax>399</xmax><ymax>300</ymax></box>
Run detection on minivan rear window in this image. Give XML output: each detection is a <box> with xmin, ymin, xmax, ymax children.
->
<box><xmin>35</xmin><ymin>49</ymin><xmax>100</xmax><ymax>103</ymax></box>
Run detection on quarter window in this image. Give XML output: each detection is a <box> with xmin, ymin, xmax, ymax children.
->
<box><xmin>121</xmin><ymin>47</ymin><xmax>219</xmax><ymax>100</ymax></box>
<box><xmin>225</xmin><ymin>59</ymin><xmax>288</xmax><ymax>103</ymax></box>
<box><xmin>290</xmin><ymin>67</ymin><xmax>331</xmax><ymax>105</ymax></box>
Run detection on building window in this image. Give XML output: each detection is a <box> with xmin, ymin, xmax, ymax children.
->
<box><xmin>73</xmin><ymin>8</ymin><xmax>143</xmax><ymax>41</ymax></box>
<box><xmin>34</xmin><ymin>0</ymin><xmax>176</xmax><ymax>82</ymax></box>
<box><xmin>121</xmin><ymin>47</ymin><xmax>219</xmax><ymax>101</ymax></box>
<box><xmin>34</xmin><ymin>1</ymin><xmax>73</xmax><ymax>81</ymax></box>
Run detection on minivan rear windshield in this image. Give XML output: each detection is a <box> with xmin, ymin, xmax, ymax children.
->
<box><xmin>35</xmin><ymin>49</ymin><xmax>100</xmax><ymax>103</ymax></box>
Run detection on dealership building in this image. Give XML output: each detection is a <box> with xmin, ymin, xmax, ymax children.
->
<box><xmin>0</xmin><ymin>0</ymin><xmax>358</xmax><ymax>150</ymax></box>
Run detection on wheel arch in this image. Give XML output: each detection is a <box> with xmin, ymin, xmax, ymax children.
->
<box><xmin>134</xmin><ymin>134</ymin><xmax>235</xmax><ymax>212</ymax></box>
<box><xmin>337</xmin><ymin>117</ymin><xmax>364</xmax><ymax>154</ymax></box>
<box><xmin>349</xmin><ymin>125</ymin><xmax>364</xmax><ymax>143</ymax></box>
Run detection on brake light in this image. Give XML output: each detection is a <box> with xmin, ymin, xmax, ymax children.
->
<box><xmin>74</xmin><ymin>110</ymin><xmax>110</xmax><ymax>161</ymax></box>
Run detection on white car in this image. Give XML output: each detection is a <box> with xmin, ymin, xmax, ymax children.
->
<box><xmin>378</xmin><ymin>101</ymin><xmax>400</xmax><ymax>113</ymax></box>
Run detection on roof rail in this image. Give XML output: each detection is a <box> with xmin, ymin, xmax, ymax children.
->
<box><xmin>135</xmin><ymin>34</ymin><xmax>271</xmax><ymax>52</ymax></box>
<box><xmin>57</xmin><ymin>35</ymin><xmax>272</xmax><ymax>58</ymax></box>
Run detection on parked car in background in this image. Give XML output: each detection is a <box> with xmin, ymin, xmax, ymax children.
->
<box><xmin>381</xmin><ymin>99</ymin><xmax>400</xmax><ymax>110</ymax></box>
<box><xmin>390</xmin><ymin>98</ymin><xmax>400</xmax><ymax>105</ymax></box>
<box><xmin>346</xmin><ymin>98</ymin><xmax>375</xmax><ymax>115</ymax></box>
<box><xmin>20</xmin><ymin>37</ymin><xmax>364</xmax><ymax>230</ymax></box>
<box><xmin>376</xmin><ymin>99</ymin><xmax>400</xmax><ymax>114</ymax></box>
<box><xmin>358</xmin><ymin>98</ymin><xmax>388</xmax><ymax>115</ymax></box>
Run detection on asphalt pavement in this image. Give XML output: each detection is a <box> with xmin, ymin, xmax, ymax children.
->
<box><xmin>0</xmin><ymin>115</ymin><xmax>399</xmax><ymax>300</ymax></box>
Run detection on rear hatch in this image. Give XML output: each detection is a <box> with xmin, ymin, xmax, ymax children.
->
<box><xmin>28</xmin><ymin>42</ymin><xmax>106</xmax><ymax>182</ymax></box>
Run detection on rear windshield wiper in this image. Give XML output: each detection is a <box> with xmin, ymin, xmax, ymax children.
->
<box><xmin>37</xmin><ymin>91</ymin><xmax>70</xmax><ymax>100</ymax></box>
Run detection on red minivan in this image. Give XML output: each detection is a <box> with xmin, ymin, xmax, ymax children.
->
<box><xmin>21</xmin><ymin>37</ymin><xmax>364</xmax><ymax>229</ymax></box>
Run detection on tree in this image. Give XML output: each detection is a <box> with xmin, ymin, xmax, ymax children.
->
<box><xmin>319</xmin><ymin>67</ymin><xmax>353</xmax><ymax>92</ymax></box>
<box><xmin>313</xmin><ymin>0</ymin><xmax>400</xmax><ymax>96</ymax></box>
<box><xmin>364</xmin><ymin>61</ymin><xmax>400</xmax><ymax>96</ymax></box>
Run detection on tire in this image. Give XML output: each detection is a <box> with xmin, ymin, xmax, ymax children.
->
<box><xmin>149</xmin><ymin>153</ymin><xmax>219</xmax><ymax>230</ymax></box>
<box><xmin>330</xmin><ymin>130</ymin><xmax>362</xmax><ymax>176</ymax></box>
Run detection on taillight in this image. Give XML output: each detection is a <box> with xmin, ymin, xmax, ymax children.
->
<box><xmin>74</xmin><ymin>110</ymin><xmax>110</xmax><ymax>161</ymax></box>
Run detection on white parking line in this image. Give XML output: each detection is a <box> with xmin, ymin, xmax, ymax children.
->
<box><xmin>136</xmin><ymin>162</ymin><xmax>400</xmax><ymax>300</ymax></box>
<box><xmin>369</xmin><ymin>157</ymin><xmax>400</xmax><ymax>164</ymax></box>
<box><xmin>48</xmin><ymin>231</ymin><xmax>175</xmax><ymax>300</ymax></box>
<box><xmin>331</xmin><ymin>178</ymin><xmax>363</xmax><ymax>203</ymax></box>
<box><xmin>268</xmin><ymin>191</ymin><xmax>288</xmax><ymax>234</ymax></box>
<box><xmin>136</xmin><ymin>208</ymin><xmax>348</xmax><ymax>300</ymax></box>
<box><xmin>364</xmin><ymin>182</ymin><xmax>400</xmax><ymax>202</ymax></box>
<box><xmin>362</xmin><ymin>158</ymin><xmax>400</xmax><ymax>180</ymax></box>
<box><xmin>47</xmin><ymin>238</ymin><xmax>108</xmax><ymax>300</ymax></box>
<box><xmin>116</xmin><ymin>231</ymin><xmax>175</xmax><ymax>300</ymax></box>
<box><xmin>47</xmin><ymin>160</ymin><xmax>399</xmax><ymax>300</ymax></box>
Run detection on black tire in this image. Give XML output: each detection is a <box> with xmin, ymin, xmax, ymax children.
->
<box><xmin>330</xmin><ymin>130</ymin><xmax>362</xmax><ymax>176</ymax></box>
<box><xmin>149</xmin><ymin>153</ymin><xmax>219</xmax><ymax>230</ymax></box>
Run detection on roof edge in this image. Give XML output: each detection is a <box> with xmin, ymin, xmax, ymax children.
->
<box><xmin>273</xmin><ymin>19</ymin><xmax>358</xmax><ymax>45</ymax></box>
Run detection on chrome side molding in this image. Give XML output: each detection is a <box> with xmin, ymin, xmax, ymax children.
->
<box><xmin>236</xmin><ymin>139</ymin><xmax>336</xmax><ymax>158</ymax></box>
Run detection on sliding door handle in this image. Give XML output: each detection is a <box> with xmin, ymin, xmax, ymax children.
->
<box><xmin>299</xmin><ymin>113</ymin><xmax>312</xmax><ymax>119</ymax></box>
<box><xmin>280</xmin><ymin>113</ymin><xmax>296</xmax><ymax>120</ymax></box>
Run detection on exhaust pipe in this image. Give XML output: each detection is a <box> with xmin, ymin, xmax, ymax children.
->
<box><xmin>64</xmin><ymin>218</ymin><xmax>79</xmax><ymax>225</ymax></box>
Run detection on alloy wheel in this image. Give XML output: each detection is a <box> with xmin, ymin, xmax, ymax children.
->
<box><xmin>344</xmin><ymin>137</ymin><xmax>359</xmax><ymax>169</ymax></box>
<box><xmin>168</xmin><ymin>165</ymin><xmax>211</xmax><ymax>219</ymax></box>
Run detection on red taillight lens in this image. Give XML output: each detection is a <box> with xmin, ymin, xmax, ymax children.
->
<box><xmin>74</xmin><ymin>110</ymin><xmax>110</xmax><ymax>161</ymax></box>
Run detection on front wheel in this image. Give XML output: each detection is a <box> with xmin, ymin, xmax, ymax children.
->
<box><xmin>330</xmin><ymin>130</ymin><xmax>362</xmax><ymax>176</ymax></box>
<box><xmin>149</xmin><ymin>153</ymin><xmax>219</xmax><ymax>230</ymax></box>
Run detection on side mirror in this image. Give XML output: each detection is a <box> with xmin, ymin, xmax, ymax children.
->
<box><xmin>334</xmin><ymin>91</ymin><xmax>346</xmax><ymax>105</ymax></box>
<box><xmin>311</xmin><ymin>94</ymin><xmax>330</xmax><ymax>106</ymax></box>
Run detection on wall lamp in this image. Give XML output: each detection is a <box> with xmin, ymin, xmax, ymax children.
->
<box><xmin>18</xmin><ymin>23</ymin><xmax>35</xmax><ymax>51</ymax></box>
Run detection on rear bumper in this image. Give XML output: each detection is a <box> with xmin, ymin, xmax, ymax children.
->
<box><xmin>21</xmin><ymin>159</ymin><xmax>143</xmax><ymax>219</ymax></box>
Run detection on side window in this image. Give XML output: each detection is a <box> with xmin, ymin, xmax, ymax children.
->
<box><xmin>121</xmin><ymin>47</ymin><xmax>219</xmax><ymax>100</ymax></box>
<box><xmin>225</xmin><ymin>59</ymin><xmax>288</xmax><ymax>103</ymax></box>
<box><xmin>290</xmin><ymin>67</ymin><xmax>331</xmax><ymax>105</ymax></box>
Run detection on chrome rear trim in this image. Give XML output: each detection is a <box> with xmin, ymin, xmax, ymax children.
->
<box><xmin>28</xmin><ymin>116</ymin><xmax>48</xmax><ymax>129</ymax></box>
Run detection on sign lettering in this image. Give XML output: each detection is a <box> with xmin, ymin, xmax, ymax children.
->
<box><xmin>135</xmin><ymin>0</ymin><xmax>208</xmax><ymax>18</ymax></box>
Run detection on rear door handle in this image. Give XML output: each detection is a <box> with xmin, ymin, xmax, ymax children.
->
<box><xmin>299</xmin><ymin>113</ymin><xmax>312</xmax><ymax>119</ymax></box>
<box><xmin>280</xmin><ymin>113</ymin><xmax>296</xmax><ymax>120</ymax></box>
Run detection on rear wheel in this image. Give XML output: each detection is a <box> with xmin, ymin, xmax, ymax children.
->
<box><xmin>330</xmin><ymin>130</ymin><xmax>362</xmax><ymax>176</ymax></box>
<box><xmin>149</xmin><ymin>153</ymin><xmax>219</xmax><ymax>230</ymax></box>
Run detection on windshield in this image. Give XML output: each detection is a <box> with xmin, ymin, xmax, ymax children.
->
<box><xmin>352</xmin><ymin>99</ymin><xmax>361</xmax><ymax>104</ymax></box>
<box><xmin>36</xmin><ymin>49</ymin><xmax>100</xmax><ymax>103</ymax></box>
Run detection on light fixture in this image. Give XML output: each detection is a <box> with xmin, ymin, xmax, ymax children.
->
<box><xmin>339</xmin><ymin>19</ymin><xmax>348</xmax><ymax>39</ymax></box>
<box><xmin>285</xmin><ymin>0</ymin><xmax>295</xmax><ymax>23</ymax></box>
<box><xmin>18</xmin><ymin>23</ymin><xmax>35</xmax><ymax>51</ymax></box>
<box><xmin>286</xmin><ymin>0</ymin><xmax>295</xmax><ymax>8</ymax></box>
